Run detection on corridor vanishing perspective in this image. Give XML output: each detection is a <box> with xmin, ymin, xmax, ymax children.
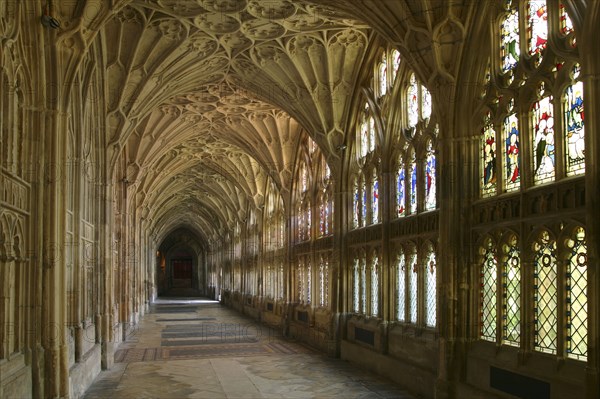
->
<box><xmin>83</xmin><ymin>298</ymin><xmax>414</xmax><ymax>398</ymax></box>
<box><xmin>1</xmin><ymin>0</ymin><xmax>600</xmax><ymax>398</ymax></box>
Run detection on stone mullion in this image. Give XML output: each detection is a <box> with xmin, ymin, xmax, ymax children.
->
<box><xmin>580</xmin><ymin>4</ymin><xmax>600</xmax><ymax>395</ymax></box>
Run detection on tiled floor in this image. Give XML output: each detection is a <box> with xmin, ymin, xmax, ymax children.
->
<box><xmin>83</xmin><ymin>298</ymin><xmax>415</xmax><ymax>398</ymax></box>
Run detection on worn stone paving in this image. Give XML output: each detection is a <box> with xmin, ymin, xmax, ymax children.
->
<box><xmin>83</xmin><ymin>298</ymin><xmax>415</xmax><ymax>399</ymax></box>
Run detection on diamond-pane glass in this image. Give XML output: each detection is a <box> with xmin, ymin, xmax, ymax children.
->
<box><xmin>564</xmin><ymin>78</ymin><xmax>585</xmax><ymax>176</ymax></box>
<box><xmin>534</xmin><ymin>232</ymin><xmax>557</xmax><ymax>354</ymax></box>
<box><xmin>567</xmin><ymin>228</ymin><xmax>587</xmax><ymax>361</ymax></box>
<box><xmin>532</xmin><ymin>94</ymin><xmax>555</xmax><ymax>184</ymax></box>
<box><xmin>361</xmin><ymin>256</ymin><xmax>367</xmax><ymax>314</ymax></box>
<box><xmin>409</xmin><ymin>254</ymin><xmax>418</xmax><ymax>323</ymax></box>
<box><xmin>482</xmin><ymin>112</ymin><xmax>497</xmax><ymax>197</ymax></box>
<box><xmin>503</xmin><ymin>112</ymin><xmax>520</xmax><ymax>192</ymax></box>
<box><xmin>425</xmin><ymin>251</ymin><xmax>436</xmax><ymax>327</ymax></box>
<box><xmin>397</xmin><ymin>252</ymin><xmax>406</xmax><ymax>321</ymax></box>
<box><xmin>424</xmin><ymin>141</ymin><xmax>436</xmax><ymax>210</ymax></box>
<box><xmin>480</xmin><ymin>243</ymin><xmax>497</xmax><ymax>342</ymax></box>
<box><xmin>353</xmin><ymin>258</ymin><xmax>360</xmax><ymax>313</ymax></box>
<box><xmin>527</xmin><ymin>1</ymin><xmax>548</xmax><ymax>57</ymax></box>
<box><xmin>503</xmin><ymin>236</ymin><xmax>521</xmax><ymax>346</ymax></box>
<box><xmin>371</xmin><ymin>254</ymin><xmax>379</xmax><ymax>317</ymax></box>
<box><xmin>501</xmin><ymin>8</ymin><xmax>520</xmax><ymax>72</ymax></box>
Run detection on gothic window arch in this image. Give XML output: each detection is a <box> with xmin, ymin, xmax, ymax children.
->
<box><xmin>318</xmin><ymin>254</ymin><xmax>330</xmax><ymax>308</ymax></box>
<box><xmin>370</xmin><ymin>249</ymin><xmax>380</xmax><ymax>317</ymax></box>
<box><xmin>423</xmin><ymin>242</ymin><xmax>437</xmax><ymax>327</ymax></box>
<box><xmin>352</xmin><ymin>249</ymin><xmax>368</xmax><ymax>315</ymax></box>
<box><xmin>396</xmin><ymin>153</ymin><xmax>407</xmax><ymax>217</ymax></box>
<box><xmin>318</xmin><ymin>156</ymin><xmax>333</xmax><ymax>237</ymax></box>
<box><xmin>376</xmin><ymin>47</ymin><xmax>402</xmax><ymax>99</ymax></box>
<box><xmin>480</xmin><ymin>0</ymin><xmax>583</xmax><ymax>196</ymax></box>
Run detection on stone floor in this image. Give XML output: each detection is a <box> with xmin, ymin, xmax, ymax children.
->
<box><xmin>83</xmin><ymin>298</ymin><xmax>415</xmax><ymax>399</ymax></box>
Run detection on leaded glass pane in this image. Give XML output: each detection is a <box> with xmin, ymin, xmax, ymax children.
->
<box><xmin>560</xmin><ymin>3</ymin><xmax>574</xmax><ymax>35</ymax></box>
<box><xmin>298</xmin><ymin>260</ymin><xmax>304</xmax><ymax>303</ymax></box>
<box><xmin>408</xmin><ymin>74</ymin><xmax>419</xmax><ymax>127</ymax></box>
<box><xmin>501</xmin><ymin>8</ymin><xmax>520</xmax><ymax>72</ymax></box>
<box><xmin>564</xmin><ymin>78</ymin><xmax>585</xmax><ymax>176</ymax></box>
<box><xmin>567</xmin><ymin>227</ymin><xmax>587</xmax><ymax>361</ymax></box>
<box><xmin>421</xmin><ymin>86</ymin><xmax>432</xmax><ymax>120</ymax></box>
<box><xmin>361</xmin><ymin>256</ymin><xmax>367</xmax><ymax>314</ymax></box>
<box><xmin>392</xmin><ymin>50</ymin><xmax>401</xmax><ymax>80</ymax></box>
<box><xmin>424</xmin><ymin>141</ymin><xmax>436</xmax><ymax>210</ymax></box>
<box><xmin>503</xmin><ymin>112</ymin><xmax>520</xmax><ymax>192</ymax></box>
<box><xmin>353</xmin><ymin>258</ymin><xmax>360</xmax><ymax>313</ymax></box>
<box><xmin>361</xmin><ymin>179</ymin><xmax>367</xmax><ymax>227</ymax></box>
<box><xmin>353</xmin><ymin>178</ymin><xmax>359</xmax><ymax>229</ymax></box>
<box><xmin>372</xmin><ymin>173</ymin><xmax>379</xmax><ymax>224</ymax></box>
<box><xmin>379</xmin><ymin>53</ymin><xmax>387</xmax><ymax>97</ymax></box>
<box><xmin>360</xmin><ymin>113</ymin><xmax>369</xmax><ymax>158</ymax></box>
<box><xmin>397</xmin><ymin>252</ymin><xmax>406</xmax><ymax>321</ymax></box>
<box><xmin>532</xmin><ymin>93</ymin><xmax>555</xmax><ymax>184</ymax></box>
<box><xmin>503</xmin><ymin>235</ymin><xmax>521</xmax><ymax>346</ymax></box>
<box><xmin>425</xmin><ymin>251</ymin><xmax>436</xmax><ymax>327</ymax></box>
<box><xmin>368</xmin><ymin>116</ymin><xmax>376</xmax><ymax>152</ymax></box>
<box><xmin>319</xmin><ymin>260</ymin><xmax>325</xmax><ymax>307</ymax></box>
<box><xmin>482</xmin><ymin>112</ymin><xmax>497</xmax><ymax>197</ymax></box>
<box><xmin>410</xmin><ymin>150</ymin><xmax>417</xmax><ymax>213</ymax></box>
<box><xmin>306</xmin><ymin>258</ymin><xmax>312</xmax><ymax>304</ymax></box>
<box><xmin>534</xmin><ymin>231</ymin><xmax>557</xmax><ymax>354</ymax></box>
<box><xmin>319</xmin><ymin>200</ymin><xmax>326</xmax><ymax>237</ymax></box>
<box><xmin>371</xmin><ymin>254</ymin><xmax>379</xmax><ymax>317</ymax></box>
<box><xmin>409</xmin><ymin>253</ymin><xmax>418</xmax><ymax>323</ymax></box>
<box><xmin>480</xmin><ymin>242</ymin><xmax>497</xmax><ymax>341</ymax></box>
<box><xmin>527</xmin><ymin>1</ymin><xmax>548</xmax><ymax>58</ymax></box>
<box><xmin>397</xmin><ymin>159</ymin><xmax>406</xmax><ymax>217</ymax></box>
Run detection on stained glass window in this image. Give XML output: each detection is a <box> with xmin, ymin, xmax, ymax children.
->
<box><xmin>408</xmin><ymin>74</ymin><xmax>419</xmax><ymax>127</ymax></box>
<box><xmin>306</xmin><ymin>258</ymin><xmax>312</xmax><ymax>304</ymax></box>
<box><xmin>503</xmin><ymin>234</ymin><xmax>521</xmax><ymax>346</ymax></box>
<box><xmin>480</xmin><ymin>240</ymin><xmax>497</xmax><ymax>341</ymax></box>
<box><xmin>424</xmin><ymin>140</ymin><xmax>436</xmax><ymax>211</ymax></box>
<box><xmin>353</xmin><ymin>178</ymin><xmax>360</xmax><ymax>229</ymax></box>
<box><xmin>425</xmin><ymin>249</ymin><xmax>436</xmax><ymax>327</ymax></box>
<box><xmin>421</xmin><ymin>86</ymin><xmax>432</xmax><ymax>120</ymax></box>
<box><xmin>559</xmin><ymin>3</ymin><xmax>574</xmax><ymax>35</ymax></box>
<box><xmin>409</xmin><ymin>253</ymin><xmax>418</xmax><ymax>323</ymax></box>
<box><xmin>397</xmin><ymin>250</ymin><xmax>406</xmax><ymax>321</ymax></box>
<box><xmin>319</xmin><ymin>197</ymin><xmax>327</xmax><ymax>237</ymax></box>
<box><xmin>319</xmin><ymin>256</ymin><xmax>329</xmax><ymax>307</ymax></box>
<box><xmin>409</xmin><ymin>149</ymin><xmax>418</xmax><ymax>213</ymax></box>
<box><xmin>397</xmin><ymin>156</ymin><xmax>406</xmax><ymax>217</ymax></box>
<box><xmin>482</xmin><ymin>112</ymin><xmax>497</xmax><ymax>197</ymax></box>
<box><xmin>566</xmin><ymin>227</ymin><xmax>587</xmax><ymax>361</ymax></box>
<box><xmin>353</xmin><ymin>257</ymin><xmax>360</xmax><ymax>313</ymax></box>
<box><xmin>503</xmin><ymin>107</ymin><xmax>520</xmax><ymax>192</ymax></box>
<box><xmin>297</xmin><ymin>260</ymin><xmax>304</xmax><ymax>303</ymax></box>
<box><xmin>392</xmin><ymin>50</ymin><xmax>401</xmax><ymax>81</ymax></box>
<box><xmin>531</xmin><ymin>87</ymin><xmax>555</xmax><ymax>184</ymax></box>
<box><xmin>501</xmin><ymin>6</ymin><xmax>520</xmax><ymax>72</ymax></box>
<box><xmin>371</xmin><ymin>252</ymin><xmax>379</xmax><ymax>317</ymax></box>
<box><xmin>379</xmin><ymin>53</ymin><xmax>387</xmax><ymax>97</ymax></box>
<box><xmin>527</xmin><ymin>1</ymin><xmax>548</xmax><ymax>59</ymax></box>
<box><xmin>361</xmin><ymin>177</ymin><xmax>368</xmax><ymax>227</ymax></box>
<box><xmin>533</xmin><ymin>231</ymin><xmax>557</xmax><ymax>354</ymax></box>
<box><xmin>372</xmin><ymin>171</ymin><xmax>379</xmax><ymax>224</ymax></box>
<box><xmin>564</xmin><ymin>73</ymin><xmax>585</xmax><ymax>176</ymax></box>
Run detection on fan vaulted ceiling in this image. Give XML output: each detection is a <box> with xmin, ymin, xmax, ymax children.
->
<box><xmin>58</xmin><ymin>0</ymin><xmax>480</xmax><ymax>245</ymax></box>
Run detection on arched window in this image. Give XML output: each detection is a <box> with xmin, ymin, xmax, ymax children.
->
<box><xmin>409</xmin><ymin>251</ymin><xmax>418</xmax><ymax>323</ymax></box>
<box><xmin>531</xmin><ymin>82</ymin><xmax>555</xmax><ymax>184</ymax></box>
<box><xmin>502</xmin><ymin>234</ymin><xmax>521</xmax><ymax>346</ymax></box>
<box><xmin>352</xmin><ymin>176</ymin><xmax>360</xmax><ymax>229</ymax></box>
<box><xmin>480</xmin><ymin>239</ymin><xmax>498</xmax><ymax>342</ymax></box>
<box><xmin>359</xmin><ymin>103</ymin><xmax>376</xmax><ymax>159</ymax></box>
<box><xmin>378</xmin><ymin>52</ymin><xmax>387</xmax><ymax>97</ymax></box>
<box><xmin>352</xmin><ymin>250</ymin><xmax>368</xmax><ymax>315</ymax></box>
<box><xmin>480</xmin><ymin>1</ymin><xmax>583</xmax><ymax>195</ymax></box>
<box><xmin>371</xmin><ymin>251</ymin><xmax>380</xmax><ymax>317</ymax></box>
<box><xmin>396</xmin><ymin>248</ymin><xmax>406</xmax><ymax>321</ymax></box>
<box><xmin>392</xmin><ymin>50</ymin><xmax>401</xmax><ymax>81</ymax></box>
<box><xmin>424</xmin><ymin>245</ymin><xmax>437</xmax><ymax>327</ymax></box>
<box><xmin>318</xmin><ymin>157</ymin><xmax>333</xmax><ymax>237</ymax></box>
<box><xmin>396</xmin><ymin>155</ymin><xmax>406</xmax><ymax>217</ymax></box>
<box><xmin>371</xmin><ymin>168</ymin><xmax>379</xmax><ymax>224</ymax></box>
<box><xmin>424</xmin><ymin>139</ymin><xmax>436</xmax><ymax>211</ymax></box>
<box><xmin>407</xmin><ymin>73</ymin><xmax>419</xmax><ymax>128</ymax></box>
<box><xmin>533</xmin><ymin>230</ymin><xmax>557</xmax><ymax>354</ymax></box>
<box><xmin>361</xmin><ymin>251</ymin><xmax>367</xmax><ymax>314</ymax></box>
<box><xmin>481</xmin><ymin>111</ymin><xmax>497</xmax><ymax>197</ymax></box>
<box><xmin>353</xmin><ymin>256</ymin><xmax>360</xmax><ymax>313</ymax></box>
<box><xmin>564</xmin><ymin>65</ymin><xmax>584</xmax><ymax>176</ymax></box>
<box><xmin>318</xmin><ymin>255</ymin><xmax>329</xmax><ymax>308</ymax></box>
<box><xmin>409</xmin><ymin>148</ymin><xmax>418</xmax><ymax>214</ymax></box>
<box><xmin>566</xmin><ymin>227</ymin><xmax>587</xmax><ymax>360</ymax></box>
